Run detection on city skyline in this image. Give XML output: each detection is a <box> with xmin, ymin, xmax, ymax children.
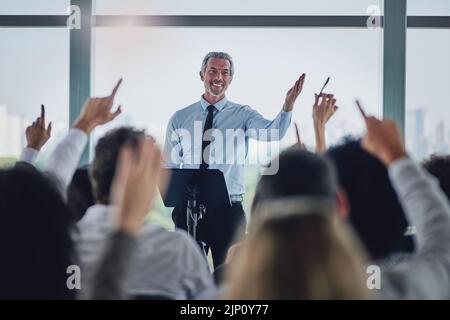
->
<box><xmin>1</xmin><ymin>100</ymin><xmax>449</xmax><ymax>162</ymax></box>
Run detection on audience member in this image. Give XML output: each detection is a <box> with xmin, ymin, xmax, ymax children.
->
<box><xmin>0</xmin><ymin>165</ymin><xmax>75</xmax><ymax>299</ymax></box>
<box><xmin>78</xmin><ymin>127</ymin><xmax>216</xmax><ymax>299</ymax></box>
<box><xmin>225</xmin><ymin>199</ymin><xmax>371</xmax><ymax>300</ymax></box>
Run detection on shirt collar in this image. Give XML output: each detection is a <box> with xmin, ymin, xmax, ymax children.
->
<box><xmin>200</xmin><ymin>95</ymin><xmax>228</xmax><ymax>112</ymax></box>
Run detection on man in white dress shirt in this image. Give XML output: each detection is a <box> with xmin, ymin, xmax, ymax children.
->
<box><xmin>164</xmin><ymin>52</ymin><xmax>306</xmax><ymax>268</ymax></box>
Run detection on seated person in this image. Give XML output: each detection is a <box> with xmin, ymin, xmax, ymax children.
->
<box><xmin>225</xmin><ymin>109</ymin><xmax>450</xmax><ymax>299</ymax></box>
<box><xmin>327</xmin><ymin>138</ymin><xmax>415</xmax><ymax>262</ymax></box>
<box><xmin>0</xmin><ymin>165</ymin><xmax>76</xmax><ymax>299</ymax></box>
<box><xmin>87</xmin><ymin>138</ymin><xmax>164</xmax><ymax>299</ymax></box>
<box><xmin>77</xmin><ymin>127</ymin><xmax>216</xmax><ymax>299</ymax></box>
<box><xmin>216</xmin><ymin>146</ymin><xmax>346</xmax><ymax>284</ymax></box>
<box><xmin>224</xmin><ymin>198</ymin><xmax>372</xmax><ymax>300</ymax></box>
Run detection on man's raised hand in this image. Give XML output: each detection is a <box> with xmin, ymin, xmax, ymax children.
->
<box><xmin>284</xmin><ymin>73</ymin><xmax>306</xmax><ymax>112</ymax></box>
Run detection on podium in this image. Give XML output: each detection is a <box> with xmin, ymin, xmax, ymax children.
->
<box><xmin>160</xmin><ymin>168</ymin><xmax>231</xmax><ymax>254</ymax></box>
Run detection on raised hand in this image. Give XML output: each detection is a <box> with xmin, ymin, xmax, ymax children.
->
<box><xmin>292</xmin><ymin>121</ymin><xmax>307</xmax><ymax>150</ymax></box>
<box><xmin>313</xmin><ymin>93</ymin><xmax>337</xmax><ymax>153</ymax></box>
<box><xmin>283</xmin><ymin>73</ymin><xmax>306</xmax><ymax>112</ymax></box>
<box><xmin>25</xmin><ymin>104</ymin><xmax>52</xmax><ymax>150</ymax></box>
<box><xmin>313</xmin><ymin>93</ymin><xmax>338</xmax><ymax>128</ymax></box>
<box><xmin>74</xmin><ymin>78</ymin><xmax>123</xmax><ymax>134</ymax></box>
<box><xmin>110</xmin><ymin>138</ymin><xmax>166</xmax><ymax>236</ymax></box>
<box><xmin>357</xmin><ymin>100</ymin><xmax>407</xmax><ymax>166</ymax></box>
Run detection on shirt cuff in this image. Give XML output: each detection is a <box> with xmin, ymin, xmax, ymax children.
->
<box><xmin>19</xmin><ymin>147</ymin><xmax>39</xmax><ymax>165</ymax></box>
<box><xmin>281</xmin><ymin>108</ymin><xmax>293</xmax><ymax>116</ymax></box>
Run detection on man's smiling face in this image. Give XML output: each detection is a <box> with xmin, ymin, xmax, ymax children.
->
<box><xmin>200</xmin><ymin>57</ymin><xmax>233</xmax><ymax>99</ymax></box>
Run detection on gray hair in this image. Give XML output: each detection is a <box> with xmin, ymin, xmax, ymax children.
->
<box><xmin>201</xmin><ymin>52</ymin><xmax>234</xmax><ymax>76</ymax></box>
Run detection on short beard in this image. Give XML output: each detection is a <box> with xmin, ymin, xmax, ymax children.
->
<box><xmin>208</xmin><ymin>86</ymin><xmax>226</xmax><ymax>97</ymax></box>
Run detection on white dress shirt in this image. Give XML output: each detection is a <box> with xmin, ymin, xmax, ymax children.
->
<box><xmin>380</xmin><ymin>158</ymin><xmax>450</xmax><ymax>299</ymax></box>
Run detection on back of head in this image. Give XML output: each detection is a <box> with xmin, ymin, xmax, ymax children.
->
<box><xmin>0</xmin><ymin>165</ymin><xmax>75</xmax><ymax>299</ymax></box>
<box><xmin>225</xmin><ymin>199</ymin><xmax>371</xmax><ymax>300</ymax></box>
<box><xmin>423</xmin><ymin>154</ymin><xmax>450</xmax><ymax>202</ymax></box>
<box><xmin>252</xmin><ymin>148</ymin><xmax>338</xmax><ymax>215</ymax></box>
<box><xmin>326</xmin><ymin>137</ymin><xmax>413</xmax><ymax>260</ymax></box>
<box><xmin>91</xmin><ymin>127</ymin><xmax>146</xmax><ymax>204</ymax></box>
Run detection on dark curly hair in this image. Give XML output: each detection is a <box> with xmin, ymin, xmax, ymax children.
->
<box><xmin>327</xmin><ymin>137</ymin><xmax>414</xmax><ymax>260</ymax></box>
<box><xmin>422</xmin><ymin>154</ymin><xmax>450</xmax><ymax>202</ymax></box>
<box><xmin>0</xmin><ymin>164</ymin><xmax>76</xmax><ymax>299</ymax></box>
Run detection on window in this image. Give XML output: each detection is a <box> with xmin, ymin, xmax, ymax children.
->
<box><xmin>92</xmin><ymin>27</ymin><xmax>381</xmax><ymax>152</ymax></box>
<box><xmin>0</xmin><ymin>0</ymin><xmax>70</xmax><ymax>15</ymax></box>
<box><xmin>95</xmin><ymin>0</ymin><xmax>381</xmax><ymax>16</ymax></box>
<box><xmin>406</xmin><ymin>29</ymin><xmax>450</xmax><ymax>159</ymax></box>
<box><xmin>407</xmin><ymin>0</ymin><xmax>450</xmax><ymax>16</ymax></box>
<box><xmin>0</xmin><ymin>28</ymin><xmax>70</xmax><ymax>166</ymax></box>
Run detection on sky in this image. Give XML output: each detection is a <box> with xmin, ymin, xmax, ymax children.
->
<box><xmin>0</xmin><ymin>0</ymin><xmax>449</xmax><ymax>158</ymax></box>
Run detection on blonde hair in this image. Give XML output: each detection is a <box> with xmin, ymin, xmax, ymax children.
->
<box><xmin>224</xmin><ymin>198</ymin><xmax>372</xmax><ymax>300</ymax></box>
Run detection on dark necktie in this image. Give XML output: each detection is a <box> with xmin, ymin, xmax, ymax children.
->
<box><xmin>200</xmin><ymin>105</ymin><xmax>215</xmax><ymax>170</ymax></box>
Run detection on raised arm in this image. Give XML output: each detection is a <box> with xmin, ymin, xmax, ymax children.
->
<box><xmin>246</xmin><ymin>74</ymin><xmax>305</xmax><ymax>141</ymax></box>
<box><xmin>88</xmin><ymin>138</ymin><xmax>165</xmax><ymax>299</ymax></box>
<box><xmin>313</xmin><ymin>93</ymin><xmax>338</xmax><ymax>153</ymax></box>
<box><xmin>44</xmin><ymin>79</ymin><xmax>123</xmax><ymax>195</ymax></box>
<box><xmin>358</xmin><ymin>102</ymin><xmax>450</xmax><ymax>299</ymax></box>
<box><xmin>19</xmin><ymin>104</ymin><xmax>52</xmax><ymax>164</ymax></box>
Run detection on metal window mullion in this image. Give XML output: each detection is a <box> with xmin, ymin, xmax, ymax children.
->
<box><xmin>383</xmin><ymin>0</ymin><xmax>407</xmax><ymax>137</ymax></box>
<box><xmin>69</xmin><ymin>0</ymin><xmax>92</xmax><ymax>165</ymax></box>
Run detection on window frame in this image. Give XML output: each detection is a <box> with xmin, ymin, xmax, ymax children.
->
<box><xmin>1</xmin><ymin>0</ymin><xmax>449</xmax><ymax>163</ymax></box>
